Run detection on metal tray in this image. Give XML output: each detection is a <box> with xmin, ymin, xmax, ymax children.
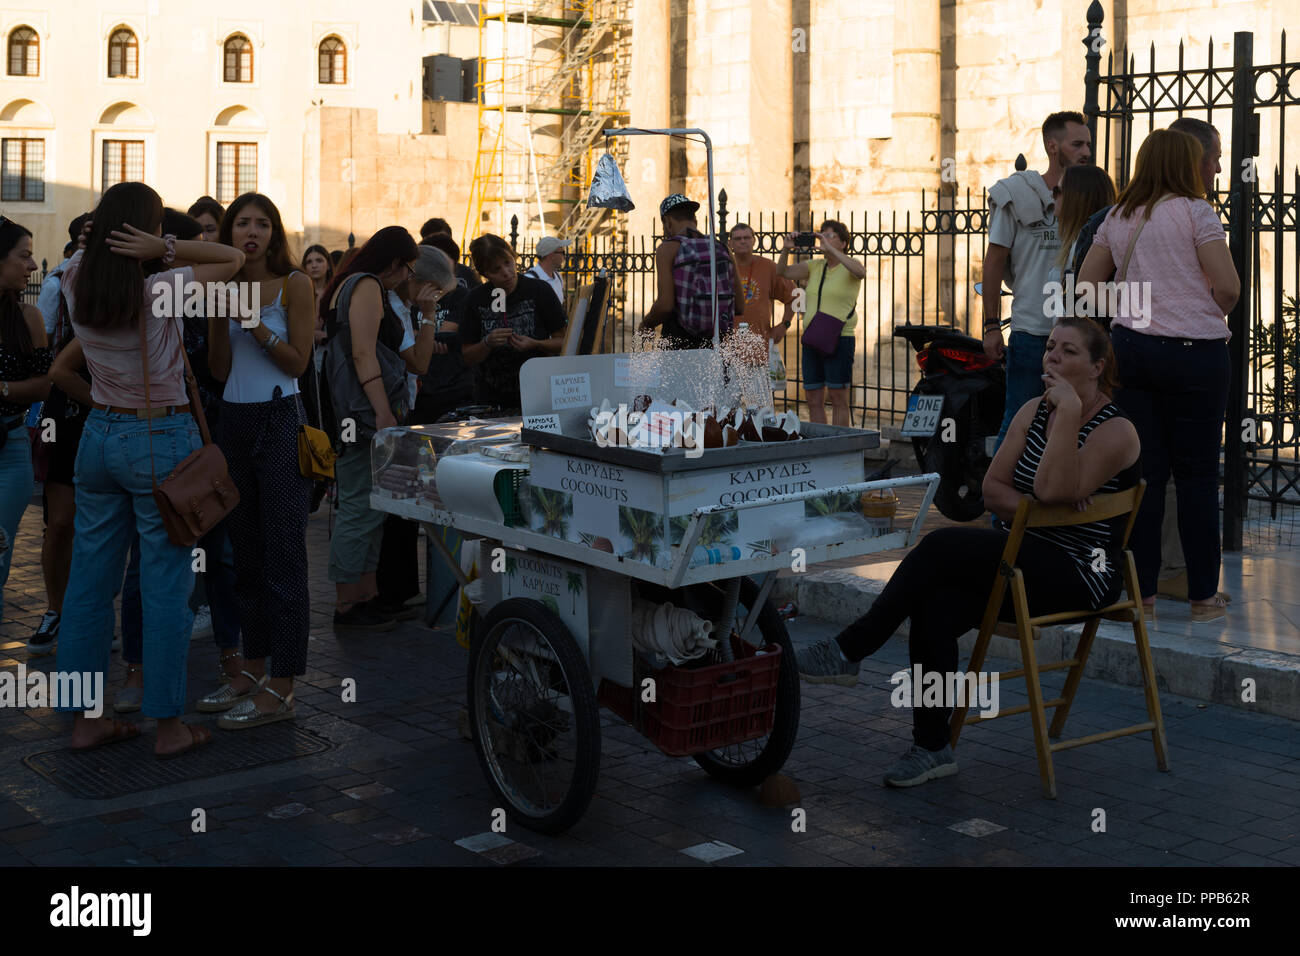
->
<box><xmin>519</xmin><ymin>421</ymin><xmax>880</xmax><ymax>474</ymax></box>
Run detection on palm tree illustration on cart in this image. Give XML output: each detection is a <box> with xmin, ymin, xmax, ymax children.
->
<box><xmin>530</xmin><ymin>487</ymin><xmax>573</xmax><ymax>538</ymax></box>
<box><xmin>504</xmin><ymin>555</ymin><xmax>517</xmax><ymax>595</ymax></box>
<box><xmin>669</xmin><ymin>511</ymin><xmax>740</xmax><ymax>550</ymax></box>
<box><xmin>566</xmin><ymin>571</ymin><xmax>584</xmax><ymax>614</ymax></box>
<box><xmin>619</xmin><ymin>506</ymin><xmax>664</xmax><ymax>563</ymax></box>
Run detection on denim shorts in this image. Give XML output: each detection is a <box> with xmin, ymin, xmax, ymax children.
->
<box><xmin>802</xmin><ymin>334</ymin><xmax>856</xmax><ymax>390</ymax></box>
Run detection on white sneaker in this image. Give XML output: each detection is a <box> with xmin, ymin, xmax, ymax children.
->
<box><xmin>191</xmin><ymin>605</ymin><xmax>214</xmax><ymax>640</ymax></box>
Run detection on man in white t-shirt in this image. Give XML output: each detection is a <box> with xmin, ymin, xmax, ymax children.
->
<box><xmin>983</xmin><ymin>111</ymin><xmax>1092</xmax><ymax>450</ymax></box>
<box><xmin>525</xmin><ymin>236</ymin><xmax>569</xmax><ymax>307</ymax></box>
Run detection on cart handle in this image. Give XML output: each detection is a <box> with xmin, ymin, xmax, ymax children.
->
<box><xmin>666</xmin><ymin>473</ymin><xmax>940</xmax><ymax>588</ymax></box>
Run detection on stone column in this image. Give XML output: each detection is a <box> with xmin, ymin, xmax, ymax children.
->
<box><xmin>885</xmin><ymin>0</ymin><xmax>940</xmax><ymax>215</ymax></box>
<box><xmin>628</xmin><ymin>0</ymin><xmax>671</xmax><ymax>239</ymax></box>
<box><xmin>744</xmin><ymin>0</ymin><xmax>794</xmax><ymax>223</ymax></box>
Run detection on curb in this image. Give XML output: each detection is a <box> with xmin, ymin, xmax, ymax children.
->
<box><xmin>771</xmin><ymin>572</ymin><xmax>1300</xmax><ymax>722</ymax></box>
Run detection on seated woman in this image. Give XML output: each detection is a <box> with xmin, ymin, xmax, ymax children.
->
<box><xmin>796</xmin><ymin>317</ymin><xmax>1140</xmax><ymax>788</ymax></box>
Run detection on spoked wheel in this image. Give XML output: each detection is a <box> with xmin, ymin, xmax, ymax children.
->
<box><xmin>467</xmin><ymin>598</ymin><xmax>600</xmax><ymax>835</ymax></box>
<box><xmin>662</xmin><ymin>577</ymin><xmax>800</xmax><ymax>787</ymax></box>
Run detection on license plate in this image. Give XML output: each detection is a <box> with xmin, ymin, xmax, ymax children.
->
<box><xmin>901</xmin><ymin>394</ymin><xmax>944</xmax><ymax>437</ymax></box>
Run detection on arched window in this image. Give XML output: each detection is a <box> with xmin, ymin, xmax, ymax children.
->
<box><xmin>318</xmin><ymin>36</ymin><xmax>346</xmax><ymax>85</ymax></box>
<box><xmin>7</xmin><ymin>26</ymin><xmax>39</xmax><ymax>76</ymax></box>
<box><xmin>108</xmin><ymin>27</ymin><xmax>139</xmax><ymax>78</ymax></box>
<box><xmin>223</xmin><ymin>34</ymin><xmax>252</xmax><ymax>83</ymax></box>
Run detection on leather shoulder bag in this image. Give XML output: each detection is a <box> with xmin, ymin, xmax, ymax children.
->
<box><xmin>141</xmin><ymin>313</ymin><xmax>240</xmax><ymax>547</ymax></box>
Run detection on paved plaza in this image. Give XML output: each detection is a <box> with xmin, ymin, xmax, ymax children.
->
<box><xmin>0</xmin><ymin>490</ymin><xmax>1297</xmax><ymax>868</ymax></box>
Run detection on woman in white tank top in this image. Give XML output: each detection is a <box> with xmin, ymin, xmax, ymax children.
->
<box><xmin>204</xmin><ymin>193</ymin><xmax>316</xmax><ymax>729</ymax></box>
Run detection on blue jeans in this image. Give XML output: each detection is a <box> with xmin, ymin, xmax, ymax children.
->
<box><xmin>0</xmin><ymin>418</ymin><xmax>34</xmax><ymax>621</ymax></box>
<box><xmin>993</xmin><ymin>331</ymin><xmax>1049</xmax><ymax>451</ymax></box>
<box><xmin>55</xmin><ymin>410</ymin><xmax>200</xmax><ymax>717</ymax></box>
<box><xmin>1112</xmin><ymin>326</ymin><xmax>1229</xmax><ymax>600</ymax></box>
<box><xmin>121</xmin><ymin>520</ymin><xmax>240</xmax><ymax>663</ymax></box>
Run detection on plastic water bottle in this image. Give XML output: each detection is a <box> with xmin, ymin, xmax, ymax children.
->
<box><xmin>689</xmin><ymin>545</ymin><xmax>742</xmax><ymax>568</ymax></box>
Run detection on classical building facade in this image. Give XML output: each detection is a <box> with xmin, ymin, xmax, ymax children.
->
<box><xmin>2</xmin><ymin>1</ymin><xmax>1295</xmax><ymax>264</ymax></box>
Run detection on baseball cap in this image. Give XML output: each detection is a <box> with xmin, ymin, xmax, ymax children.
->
<box><xmin>536</xmin><ymin>236</ymin><xmax>571</xmax><ymax>256</ymax></box>
<box><xmin>659</xmin><ymin>194</ymin><xmax>700</xmax><ymax>219</ymax></box>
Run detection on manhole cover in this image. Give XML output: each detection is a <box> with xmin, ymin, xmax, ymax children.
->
<box><xmin>23</xmin><ymin>724</ymin><xmax>334</xmax><ymax>799</ymax></box>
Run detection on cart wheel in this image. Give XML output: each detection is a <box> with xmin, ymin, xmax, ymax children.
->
<box><xmin>689</xmin><ymin>577</ymin><xmax>801</xmax><ymax>787</ymax></box>
<box><xmin>467</xmin><ymin>598</ymin><xmax>600</xmax><ymax>835</ymax></box>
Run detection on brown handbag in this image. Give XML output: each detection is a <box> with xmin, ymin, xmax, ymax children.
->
<box><xmin>140</xmin><ymin>314</ymin><xmax>240</xmax><ymax>547</ymax></box>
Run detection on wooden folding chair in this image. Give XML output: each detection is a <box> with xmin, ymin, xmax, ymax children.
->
<box><xmin>949</xmin><ymin>481</ymin><xmax>1169</xmax><ymax>798</ymax></box>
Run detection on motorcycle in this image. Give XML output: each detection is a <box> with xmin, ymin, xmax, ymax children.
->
<box><xmin>893</xmin><ymin>293</ymin><xmax>1007</xmax><ymax>521</ymax></box>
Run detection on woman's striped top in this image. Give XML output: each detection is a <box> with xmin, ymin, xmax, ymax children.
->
<box><xmin>1011</xmin><ymin>399</ymin><xmax>1141</xmax><ymax>607</ymax></box>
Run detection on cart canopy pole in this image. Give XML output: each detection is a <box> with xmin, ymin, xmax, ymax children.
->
<box><xmin>605</xmin><ymin>127</ymin><xmax>720</xmax><ymax>344</ymax></box>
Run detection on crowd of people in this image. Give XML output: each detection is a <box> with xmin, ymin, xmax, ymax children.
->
<box><xmin>0</xmin><ymin>117</ymin><xmax>1241</xmax><ymax>771</ymax></box>
<box><xmin>0</xmin><ymin>188</ymin><xmax>586</xmax><ymax>755</ymax></box>
<box><xmin>799</xmin><ymin>112</ymin><xmax>1239</xmax><ymax>788</ymax></box>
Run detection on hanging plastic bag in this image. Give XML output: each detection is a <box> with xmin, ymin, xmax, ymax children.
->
<box><xmin>769</xmin><ymin>341</ymin><xmax>788</xmax><ymax>392</ymax></box>
<box><xmin>587</xmin><ymin>153</ymin><xmax>635</xmax><ymax>211</ymax></box>
<box><xmin>453</xmin><ymin>540</ymin><xmax>479</xmax><ymax>649</ymax></box>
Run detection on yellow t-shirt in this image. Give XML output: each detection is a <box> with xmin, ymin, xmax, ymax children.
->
<box><xmin>803</xmin><ymin>259</ymin><xmax>861</xmax><ymax>337</ymax></box>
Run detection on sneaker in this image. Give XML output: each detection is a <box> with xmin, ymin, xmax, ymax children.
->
<box><xmin>796</xmin><ymin>639</ymin><xmax>860</xmax><ymax>686</ymax></box>
<box><xmin>883</xmin><ymin>744</ymin><xmax>959</xmax><ymax>788</ymax></box>
<box><xmin>333</xmin><ymin>601</ymin><xmax>397</xmax><ymax>632</ymax></box>
<box><xmin>191</xmin><ymin>606</ymin><xmax>214</xmax><ymax>640</ymax></box>
<box><xmin>28</xmin><ymin>610</ymin><xmax>59</xmax><ymax>657</ymax></box>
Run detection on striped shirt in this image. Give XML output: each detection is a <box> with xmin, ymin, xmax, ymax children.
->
<box><xmin>1011</xmin><ymin>400</ymin><xmax>1141</xmax><ymax>606</ymax></box>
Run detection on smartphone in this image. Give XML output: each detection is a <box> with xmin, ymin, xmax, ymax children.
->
<box><xmin>794</xmin><ymin>232</ymin><xmax>818</xmax><ymax>248</ymax></box>
<box><xmin>435</xmin><ymin>330</ymin><xmax>461</xmax><ymax>353</ymax></box>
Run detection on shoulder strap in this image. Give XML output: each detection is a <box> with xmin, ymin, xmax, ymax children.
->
<box><xmin>1118</xmin><ymin>193</ymin><xmax>1174</xmax><ymax>282</ymax></box>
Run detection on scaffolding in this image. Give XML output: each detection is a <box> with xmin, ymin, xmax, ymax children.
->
<box><xmin>463</xmin><ymin>0</ymin><xmax>631</xmax><ymax>251</ymax></box>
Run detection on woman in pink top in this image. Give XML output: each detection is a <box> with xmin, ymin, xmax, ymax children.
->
<box><xmin>1078</xmin><ymin>129</ymin><xmax>1240</xmax><ymax>622</ymax></box>
<box><xmin>54</xmin><ymin>182</ymin><xmax>244</xmax><ymax>758</ymax></box>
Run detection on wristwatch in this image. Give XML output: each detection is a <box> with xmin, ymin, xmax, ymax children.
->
<box><xmin>1</xmin><ymin>381</ymin><xmax>8</xmax><ymax>399</ymax></box>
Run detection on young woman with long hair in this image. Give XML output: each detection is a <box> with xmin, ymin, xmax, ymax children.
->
<box><xmin>321</xmin><ymin>226</ymin><xmax>422</xmax><ymax>629</ymax></box>
<box><xmin>201</xmin><ymin>193</ymin><xmax>315</xmax><ymax>728</ymax></box>
<box><xmin>0</xmin><ymin>217</ymin><xmax>50</xmax><ymax>624</ymax></box>
<box><xmin>55</xmin><ymin>181</ymin><xmax>243</xmax><ymax>757</ymax></box>
<box><xmin>302</xmin><ymin>243</ymin><xmax>333</xmax><ymax>320</ymax></box>
<box><xmin>1055</xmin><ymin>164</ymin><xmax>1117</xmax><ymax>281</ymax></box>
<box><xmin>1078</xmin><ymin>128</ymin><xmax>1239</xmax><ymax>623</ymax></box>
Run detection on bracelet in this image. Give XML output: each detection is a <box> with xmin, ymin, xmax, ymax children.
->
<box><xmin>360</xmin><ymin>374</ymin><xmax>382</xmax><ymax>387</ymax></box>
<box><xmin>983</xmin><ymin>320</ymin><xmax>1002</xmax><ymax>331</ymax></box>
<box><xmin>261</xmin><ymin>331</ymin><xmax>281</xmax><ymax>352</ymax></box>
<box><xmin>419</xmin><ymin>317</ymin><xmax>436</xmax><ymax>329</ymax></box>
<box><xmin>161</xmin><ymin>234</ymin><xmax>177</xmax><ymax>265</ymax></box>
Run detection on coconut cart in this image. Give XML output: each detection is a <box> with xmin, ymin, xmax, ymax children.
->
<box><xmin>369</xmin><ymin>352</ymin><xmax>938</xmax><ymax>834</ymax></box>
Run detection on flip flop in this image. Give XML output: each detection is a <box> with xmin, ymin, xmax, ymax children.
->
<box><xmin>155</xmin><ymin>724</ymin><xmax>213</xmax><ymax>761</ymax></box>
<box><xmin>71</xmin><ymin>720</ymin><xmax>140</xmax><ymax>752</ymax></box>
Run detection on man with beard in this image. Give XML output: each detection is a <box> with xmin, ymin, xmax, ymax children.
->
<box><xmin>983</xmin><ymin>111</ymin><xmax>1093</xmax><ymax>451</ymax></box>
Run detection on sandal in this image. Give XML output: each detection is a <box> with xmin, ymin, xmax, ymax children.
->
<box><xmin>1190</xmin><ymin>595</ymin><xmax>1228</xmax><ymax>624</ymax></box>
<box><xmin>218</xmin><ymin>684</ymin><xmax>295</xmax><ymax>730</ymax></box>
<box><xmin>197</xmin><ymin>668</ymin><xmax>268</xmax><ymax>713</ymax></box>
<box><xmin>71</xmin><ymin>720</ymin><xmax>141</xmax><ymax>752</ymax></box>
<box><xmin>155</xmin><ymin>724</ymin><xmax>213</xmax><ymax>761</ymax></box>
<box><xmin>113</xmin><ymin>664</ymin><xmax>144</xmax><ymax>714</ymax></box>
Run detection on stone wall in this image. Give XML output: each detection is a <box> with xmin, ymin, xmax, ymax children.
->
<box><xmin>311</xmin><ymin>102</ymin><xmax>478</xmax><ymax>251</ymax></box>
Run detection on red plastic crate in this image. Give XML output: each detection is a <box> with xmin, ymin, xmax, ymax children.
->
<box><xmin>598</xmin><ymin>642</ymin><xmax>783</xmax><ymax>758</ymax></box>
